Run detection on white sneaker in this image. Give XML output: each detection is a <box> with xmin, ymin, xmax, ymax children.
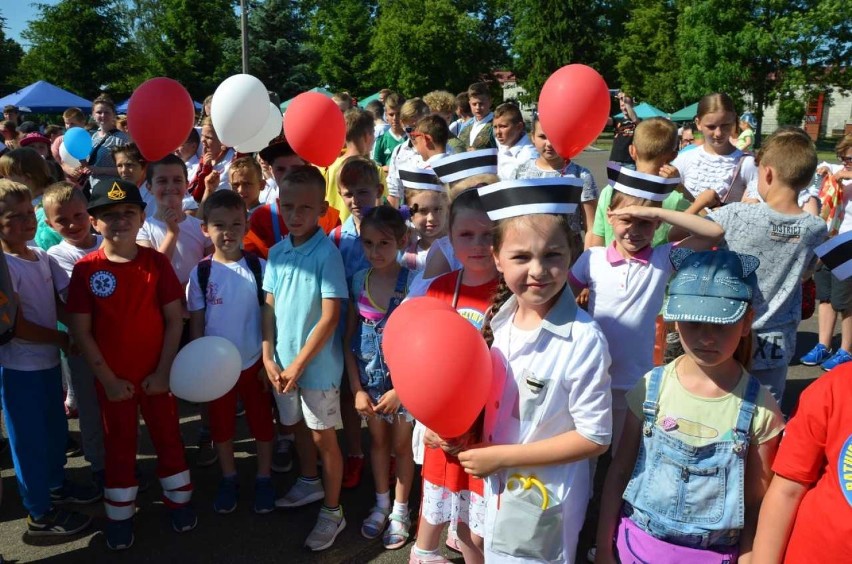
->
<box><xmin>274</xmin><ymin>478</ymin><xmax>324</xmax><ymax>508</ymax></box>
<box><xmin>305</xmin><ymin>509</ymin><xmax>346</xmax><ymax>551</ymax></box>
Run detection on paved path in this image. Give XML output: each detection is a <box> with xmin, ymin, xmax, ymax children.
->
<box><xmin>0</xmin><ymin>148</ymin><xmax>824</xmax><ymax>562</ymax></box>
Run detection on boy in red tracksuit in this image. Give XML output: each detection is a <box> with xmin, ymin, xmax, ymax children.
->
<box><xmin>68</xmin><ymin>178</ymin><xmax>195</xmax><ymax>551</ymax></box>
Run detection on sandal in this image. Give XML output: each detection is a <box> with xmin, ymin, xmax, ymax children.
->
<box><xmin>383</xmin><ymin>511</ymin><xmax>411</xmax><ymax>549</ymax></box>
<box><xmin>361</xmin><ymin>506</ymin><xmax>390</xmax><ymax>539</ymax></box>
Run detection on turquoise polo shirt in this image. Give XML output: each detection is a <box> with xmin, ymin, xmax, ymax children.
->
<box><xmin>262</xmin><ymin>228</ymin><xmax>348</xmax><ymax>390</ymax></box>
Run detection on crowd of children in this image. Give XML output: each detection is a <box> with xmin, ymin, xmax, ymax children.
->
<box><xmin>2</xmin><ymin>83</ymin><xmax>852</xmax><ymax>564</ymax></box>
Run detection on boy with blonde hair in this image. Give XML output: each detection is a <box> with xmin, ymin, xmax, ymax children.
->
<box><xmin>373</xmin><ymin>93</ymin><xmax>406</xmax><ymax>170</ymax></box>
<box><xmin>44</xmin><ymin>183</ymin><xmax>105</xmax><ymax>486</ymax></box>
<box><xmin>262</xmin><ymin>166</ymin><xmax>349</xmax><ymax>551</ymax></box>
<box><xmin>0</xmin><ymin>179</ymin><xmax>97</xmax><ymax>539</ymax></box>
<box><xmin>387</xmin><ymin>98</ymin><xmax>430</xmax><ymax>207</ymax></box>
<box><xmin>228</xmin><ymin>156</ymin><xmax>264</xmax><ymax>216</ymax></box>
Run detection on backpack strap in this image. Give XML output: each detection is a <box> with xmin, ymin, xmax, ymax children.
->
<box><xmin>376</xmin><ymin>267</ymin><xmax>410</xmax><ymax>331</ymax></box>
<box><xmin>642</xmin><ymin>366</ymin><xmax>665</xmax><ymax>436</ymax></box>
<box><xmin>732</xmin><ymin>375</ymin><xmax>761</xmax><ymax>454</ymax></box>
<box><xmin>332</xmin><ymin>225</ymin><xmax>343</xmax><ymax>247</ymax></box>
<box><xmin>242</xmin><ymin>251</ymin><xmax>265</xmax><ymax>306</ymax></box>
<box><xmin>196</xmin><ymin>256</ymin><xmax>214</xmax><ymax>310</ymax></box>
<box><xmin>270</xmin><ymin>200</ymin><xmax>282</xmax><ymax>243</ymax></box>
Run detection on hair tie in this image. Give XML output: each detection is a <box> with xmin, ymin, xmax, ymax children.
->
<box><xmin>408</xmin><ymin>203</ymin><xmax>419</xmax><ymax>216</ymax></box>
<box><xmin>398</xmin><ymin>205</ymin><xmax>412</xmax><ymax>221</ymax></box>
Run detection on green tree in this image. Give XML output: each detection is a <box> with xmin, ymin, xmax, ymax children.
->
<box><xmin>616</xmin><ymin>0</ymin><xmax>683</xmax><ymax>112</ymax></box>
<box><xmin>232</xmin><ymin>0</ymin><xmax>319</xmax><ymax>100</ymax></box>
<box><xmin>370</xmin><ymin>0</ymin><xmax>509</xmax><ymax>97</ymax></box>
<box><xmin>130</xmin><ymin>0</ymin><xmax>240</xmax><ymax>100</ymax></box>
<box><xmin>16</xmin><ymin>0</ymin><xmax>133</xmax><ymax>98</ymax></box>
<box><xmin>0</xmin><ymin>13</ymin><xmax>24</xmax><ymax>94</ymax></box>
<box><xmin>675</xmin><ymin>0</ymin><xmax>851</xmax><ymax>136</ymax></box>
<box><xmin>308</xmin><ymin>0</ymin><xmax>376</xmax><ymax>96</ymax></box>
<box><xmin>509</xmin><ymin>0</ymin><xmax>607</xmax><ymax>102</ymax></box>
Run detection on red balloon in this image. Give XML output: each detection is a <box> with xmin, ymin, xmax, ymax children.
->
<box><xmin>283</xmin><ymin>92</ymin><xmax>346</xmax><ymax>167</ymax></box>
<box><xmin>538</xmin><ymin>64</ymin><xmax>610</xmax><ymax>159</ymax></box>
<box><xmin>383</xmin><ymin>301</ymin><xmax>492</xmax><ymax>438</ymax></box>
<box><xmin>127</xmin><ymin>78</ymin><xmax>195</xmax><ymax>162</ymax></box>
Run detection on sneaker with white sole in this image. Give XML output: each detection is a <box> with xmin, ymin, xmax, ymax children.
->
<box><xmin>275</xmin><ymin>477</ymin><xmax>324</xmax><ymax>508</ymax></box>
<box><xmin>305</xmin><ymin>509</ymin><xmax>345</xmax><ymax>551</ymax></box>
<box><xmin>822</xmin><ymin>348</ymin><xmax>852</xmax><ymax>371</ymax></box>
<box><xmin>800</xmin><ymin>343</ymin><xmax>832</xmax><ymax>366</ymax></box>
<box><xmin>27</xmin><ymin>507</ymin><xmax>92</xmax><ymax>537</ymax></box>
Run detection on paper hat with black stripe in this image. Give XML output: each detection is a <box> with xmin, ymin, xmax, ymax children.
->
<box><xmin>431</xmin><ymin>149</ymin><xmax>498</xmax><ymax>184</ymax></box>
<box><xmin>398</xmin><ymin>165</ymin><xmax>445</xmax><ymax>192</ymax></box>
<box><xmin>476</xmin><ymin>178</ymin><xmax>583</xmax><ymax>221</ymax></box>
<box><xmin>816</xmin><ymin>231</ymin><xmax>852</xmax><ymax>281</ymax></box>
<box><xmin>607</xmin><ymin>161</ymin><xmax>679</xmax><ymax>202</ymax></box>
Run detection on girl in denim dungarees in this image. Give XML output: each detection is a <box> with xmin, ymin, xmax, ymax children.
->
<box><xmin>597</xmin><ymin>249</ymin><xmax>785</xmax><ymax>564</ymax></box>
<box><xmin>343</xmin><ymin>206</ymin><xmax>415</xmax><ymax>551</ymax></box>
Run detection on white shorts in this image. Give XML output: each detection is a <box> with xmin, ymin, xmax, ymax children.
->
<box><xmin>420</xmin><ymin>479</ymin><xmax>486</xmax><ymax>539</ymax></box>
<box><xmin>274</xmin><ymin>387</ymin><xmax>342</xmax><ymax>431</ymax></box>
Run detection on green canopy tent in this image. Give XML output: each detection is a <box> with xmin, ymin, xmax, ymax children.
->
<box><xmin>614</xmin><ymin>102</ymin><xmax>669</xmax><ymax>120</ymax></box>
<box><xmin>357</xmin><ymin>92</ymin><xmax>381</xmax><ymax>108</ymax></box>
<box><xmin>670</xmin><ymin>102</ymin><xmax>698</xmax><ymax>122</ymax></box>
<box><xmin>279</xmin><ymin>87</ymin><xmax>333</xmax><ymax>113</ymax></box>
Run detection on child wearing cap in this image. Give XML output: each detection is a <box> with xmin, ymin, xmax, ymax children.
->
<box><xmin>67</xmin><ymin>178</ymin><xmax>196</xmax><ymax>550</ymax></box>
<box><xmin>704</xmin><ymin>128</ymin><xmax>826</xmax><ymax>402</ymax></box>
<box><xmin>0</xmin><ymin>179</ymin><xmax>98</xmax><ymax>539</ymax></box>
<box><xmin>597</xmin><ymin>249</ymin><xmax>784</xmax><ymax>564</ymax></box>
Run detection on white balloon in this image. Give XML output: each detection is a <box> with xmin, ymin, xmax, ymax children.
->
<box><xmin>59</xmin><ymin>142</ymin><xmax>80</xmax><ymax>167</ymax></box>
<box><xmin>170</xmin><ymin>336</ymin><xmax>241</xmax><ymax>403</ymax></box>
<box><xmin>235</xmin><ymin>102</ymin><xmax>283</xmax><ymax>153</ymax></box>
<box><xmin>210</xmin><ymin>74</ymin><xmax>270</xmax><ymax>147</ymax></box>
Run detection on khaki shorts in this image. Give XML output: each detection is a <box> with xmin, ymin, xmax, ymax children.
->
<box><xmin>274</xmin><ymin>387</ymin><xmax>342</xmax><ymax>431</ymax></box>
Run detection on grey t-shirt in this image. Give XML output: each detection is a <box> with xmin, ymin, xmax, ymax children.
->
<box><xmin>709</xmin><ymin>203</ymin><xmax>827</xmax><ymax>369</ymax></box>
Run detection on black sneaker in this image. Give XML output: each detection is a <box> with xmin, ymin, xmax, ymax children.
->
<box><xmin>66</xmin><ymin>435</ymin><xmax>82</xmax><ymax>457</ymax></box>
<box><xmin>196</xmin><ymin>438</ymin><xmax>218</xmax><ymax>468</ymax></box>
<box><xmin>271</xmin><ymin>438</ymin><xmax>293</xmax><ymax>474</ymax></box>
<box><xmin>105</xmin><ymin>518</ymin><xmax>134</xmax><ymax>550</ymax></box>
<box><xmin>50</xmin><ymin>480</ymin><xmax>102</xmax><ymax>505</ymax></box>
<box><xmin>27</xmin><ymin>507</ymin><xmax>92</xmax><ymax>536</ymax></box>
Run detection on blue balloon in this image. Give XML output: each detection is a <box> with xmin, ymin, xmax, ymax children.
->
<box><xmin>63</xmin><ymin>127</ymin><xmax>92</xmax><ymax>161</ymax></box>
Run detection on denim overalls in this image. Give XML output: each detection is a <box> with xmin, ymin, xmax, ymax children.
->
<box><xmin>351</xmin><ymin>267</ymin><xmax>410</xmax><ymax>422</ymax></box>
<box><xmin>621</xmin><ymin>366</ymin><xmax>761</xmax><ymax>549</ymax></box>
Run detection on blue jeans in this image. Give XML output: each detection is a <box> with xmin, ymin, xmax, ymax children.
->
<box><xmin>622</xmin><ymin>366</ymin><xmax>760</xmax><ymax>549</ymax></box>
<box><xmin>0</xmin><ymin>365</ymin><xmax>68</xmax><ymax>518</ymax></box>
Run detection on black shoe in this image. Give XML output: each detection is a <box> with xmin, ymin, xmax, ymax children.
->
<box><xmin>27</xmin><ymin>507</ymin><xmax>92</xmax><ymax>536</ymax></box>
<box><xmin>66</xmin><ymin>435</ymin><xmax>82</xmax><ymax>457</ymax></box>
<box><xmin>50</xmin><ymin>480</ymin><xmax>102</xmax><ymax>505</ymax></box>
<box><xmin>271</xmin><ymin>438</ymin><xmax>293</xmax><ymax>474</ymax></box>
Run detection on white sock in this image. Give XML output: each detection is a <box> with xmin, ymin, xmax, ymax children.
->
<box><xmin>376</xmin><ymin>491</ymin><xmax>391</xmax><ymax>509</ymax></box>
<box><xmin>392</xmin><ymin>500</ymin><xmax>408</xmax><ymax>515</ymax></box>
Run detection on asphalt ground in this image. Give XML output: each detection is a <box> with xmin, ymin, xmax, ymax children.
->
<box><xmin>0</xmin><ymin>148</ymin><xmax>825</xmax><ymax>562</ymax></box>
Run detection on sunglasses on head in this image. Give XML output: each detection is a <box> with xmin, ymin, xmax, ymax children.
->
<box><xmin>840</xmin><ymin>155</ymin><xmax>852</xmax><ymax>163</ymax></box>
<box><xmin>404</xmin><ymin>126</ymin><xmax>414</xmax><ymax>134</ymax></box>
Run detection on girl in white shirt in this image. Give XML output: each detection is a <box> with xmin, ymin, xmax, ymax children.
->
<box><xmin>458</xmin><ymin>180</ymin><xmax>613</xmax><ymax>563</ymax></box>
<box><xmin>673</xmin><ymin>93</ymin><xmax>757</xmax><ymax>206</ymax></box>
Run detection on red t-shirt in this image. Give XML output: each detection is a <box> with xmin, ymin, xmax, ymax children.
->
<box><xmin>67</xmin><ymin>246</ymin><xmax>183</xmax><ymax>383</ymax></box>
<box><xmin>244</xmin><ymin>200</ymin><xmax>341</xmax><ymax>259</ymax></box>
<box><xmin>421</xmin><ymin>270</ymin><xmax>497</xmax><ymax>494</ymax></box>
<box><xmin>772</xmin><ymin>364</ymin><xmax>852</xmax><ymax>562</ymax></box>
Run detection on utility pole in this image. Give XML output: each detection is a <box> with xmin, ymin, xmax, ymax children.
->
<box><xmin>240</xmin><ymin>0</ymin><xmax>249</xmax><ymax>73</ymax></box>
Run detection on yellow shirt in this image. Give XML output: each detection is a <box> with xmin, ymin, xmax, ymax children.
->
<box><xmin>322</xmin><ymin>154</ymin><xmax>387</xmax><ymax>223</ymax></box>
<box><xmin>626</xmin><ymin>360</ymin><xmax>784</xmax><ymax>447</ymax></box>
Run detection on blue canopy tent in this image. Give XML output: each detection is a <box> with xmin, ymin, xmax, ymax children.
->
<box><xmin>116</xmin><ymin>98</ymin><xmax>203</xmax><ymax>113</ymax></box>
<box><xmin>670</xmin><ymin>102</ymin><xmax>698</xmax><ymax>122</ymax></box>
<box><xmin>280</xmin><ymin>87</ymin><xmax>333</xmax><ymax>113</ymax></box>
<box><xmin>0</xmin><ymin>81</ymin><xmax>92</xmax><ymax>113</ymax></box>
<box><xmin>614</xmin><ymin>102</ymin><xmax>669</xmax><ymax>120</ymax></box>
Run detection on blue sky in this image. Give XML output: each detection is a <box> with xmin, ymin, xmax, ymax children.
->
<box><xmin>3</xmin><ymin>1</ymin><xmax>61</xmax><ymax>47</ymax></box>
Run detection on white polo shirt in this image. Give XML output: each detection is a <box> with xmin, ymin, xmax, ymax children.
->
<box><xmin>570</xmin><ymin>242</ymin><xmax>674</xmax><ymax>390</ymax></box>
<box><xmin>483</xmin><ymin>289</ymin><xmax>612</xmax><ymax>562</ymax></box>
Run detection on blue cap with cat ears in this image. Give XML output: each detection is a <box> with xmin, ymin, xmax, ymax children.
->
<box><xmin>663</xmin><ymin>248</ymin><xmax>759</xmax><ymax>324</ymax></box>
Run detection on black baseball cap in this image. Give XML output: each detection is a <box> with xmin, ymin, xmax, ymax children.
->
<box><xmin>87</xmin><ymin>178</ymin><xmax>147</xmax><ymax>213</ymax></box>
